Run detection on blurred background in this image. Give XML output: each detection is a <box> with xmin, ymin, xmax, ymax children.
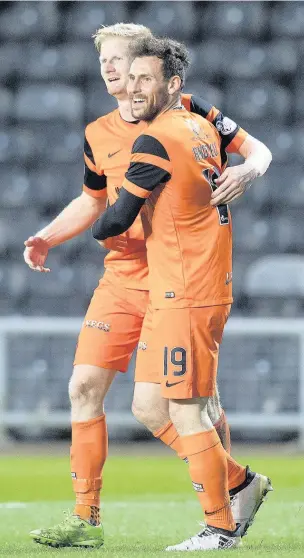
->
<box><xmin>0</xmin><ymin>0</ymin><xmax>304</xmax><ymax>446</ymax></box>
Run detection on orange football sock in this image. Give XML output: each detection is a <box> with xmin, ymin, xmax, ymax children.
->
<box><xmin>71</xmin><ymin>414</ymin><xmax>108</xmax><ymax>525</ymax></box>
<box><xmin>153</xmin><ymin>421</ymin><xmax>183</xmax><ymax>456</ymax></box>
<box><xmin>226</xmin><ymin>453</ymin><xmax>246</xmax><ymax>491</ymax></box>
<box><xmin>214</xmin><ymin>411</ymin><xmax>231</xmax><ymax>454</ymax></box>
<box><xmin>153</xmin><ymin>419</ymin><xmax>245</xmax><ymax>492</ymax></box>
<box><xmin>179</xmin><ymin>429</ymin><xmax>235</xmax><ymax>532</ymax></box>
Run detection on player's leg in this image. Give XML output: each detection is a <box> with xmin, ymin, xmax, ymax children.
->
<box><xmin>160</xmin><ymin>306</ymin><xmax>239</xmax><ymax>550</ymax></box>
<box><xmin>139</xmin><ymin>306</ymin><xmax>270</xmax><ymax>549</ymax></box>
<box><xmin>69</xmin><ymin>364</ymin><xmax>116</xmax><ymax>526</ymax></box>
<box><xmin>30</xmin><ymin>278</ymin><xmax>148</xmax><ymax>548</ymax></box>
<box><xmin>208</xmin><ymin>385</ymin><xmax>231</xmax><ymax>453</ymax></box>
<box><xmin>135</xmin><ymin>304</ymin><xmax>231</xmax><ymax>452</ymax></box>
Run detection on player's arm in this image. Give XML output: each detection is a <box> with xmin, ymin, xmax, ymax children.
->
<box><xmin>211</xmin><ymin>134</ymin><xmax>272</xmax><ymax>205</ymax></box>
<box><xmin>92</xmin><ymin>135</ymin><xmax>172</xmax><ymax>240</ymax></box>
<box><xmin>23</xmin><ymin>133</ymin><xmax>107</xmax><ymax>272</ymax></box>
<box><xmin>182</xmin><ymin>94</ymin><xmax>272</xmax><ymax>205</ymax></box>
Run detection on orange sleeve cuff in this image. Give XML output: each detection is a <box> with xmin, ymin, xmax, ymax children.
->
<box><xmin>84</xmin><ymin>153</ymin><xmax>98</xmax><ymax>173</ymax></box>
<box><xmin>131</xmin><ymin>152</ymin><xmax>172</xmax><ymax>174</ymax></box>
<box><xmin>205</xmin><ymin>105</ymin><xmax>220</xmax><ymax>123</ymax></box>
<box><xmin>122</xmin><ymin>178</ymin><xmax>151</xmax><ymax>199</ymax></box>
<box><xmin>226</xmin><ymin>128</ymin><xmax>248</xmax><ymax>153</ymax></box>
<box><xmin>82</xmin><ymin>184</ymin><xmax>107</xmax><ymax>198</ymax></box>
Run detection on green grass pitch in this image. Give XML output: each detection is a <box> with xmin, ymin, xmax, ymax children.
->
<box><xmin>0</xmin><ymin>452</ymin><xmax>303</xmax><ymax>557</ymax></box>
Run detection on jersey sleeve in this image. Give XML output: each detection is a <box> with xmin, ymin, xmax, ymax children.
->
<box><xmin>82</xmin><ymin>131</ymin><xmax>107</xmax><ymax>199</ymax></box>
<box><xmin>122</xmin><ymin>134</ymin><xmax>173</xmax><ymax>198</ymax></box>
<box><xmin>181</xmin><ymin>93</ymin><xmax>248</xmax><ymax>153</ymax></box>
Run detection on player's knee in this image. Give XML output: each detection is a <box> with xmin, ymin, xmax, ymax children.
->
<box><xmin>207</xmin><ymin>385</ymin><xmax>222</xmax><ymax>424</ymax></box>
<box><xmin>132</xmin><ymin>398</ymin><xmax>151</xmax><ymax>427</ymax></box>
<box><xmin>169</xmin><ymin>397</ymin><xmax>211</xmax><ymax>436</ymax></box>
<box><xmin>132</xmin><ymin>398</ymin><xmax>164</xmax><ymax>432</ymax></box>
<box><xmin>69</xmin><ymin>368</ymin><xmax>104</xmax><ymax>407</ymax></box>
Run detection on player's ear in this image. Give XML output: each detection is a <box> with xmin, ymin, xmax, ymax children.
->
<box><xmin>168</xmin><ymin>75</ymin><xmax>181</xmax><ymax>95</ymax></box>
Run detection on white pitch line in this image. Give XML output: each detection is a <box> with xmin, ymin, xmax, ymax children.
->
<box><xmin>0</xmin><ymin>502</ymin><xmax>27</xmax><ymax>509</ymax></box>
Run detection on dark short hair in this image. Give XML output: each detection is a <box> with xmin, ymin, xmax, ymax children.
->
<box><xmin>130</xmin><ymin>36</ymin><xmax>190</xmax><ymax>88</ymax></box>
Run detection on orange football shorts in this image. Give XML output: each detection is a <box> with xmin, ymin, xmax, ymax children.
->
<box><xmin>74</xmin><ymin>275</ymin><xmax>149</xmax><ymax>372</ymax></box>
<box><xmin>135</xmin><ymin>304</ymin><xmax>231</xmax><ymax>399</ymax></box>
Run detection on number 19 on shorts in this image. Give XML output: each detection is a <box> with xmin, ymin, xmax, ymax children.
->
<box><xmin>163</xmin><ymin>347</ymin><xmax>187</xmax><ymax>377</ymax></box>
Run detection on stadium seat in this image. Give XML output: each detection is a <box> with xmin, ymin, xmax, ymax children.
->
<box><xmin>221</xmin><ymin>42</ymin><xmax>268</xmax><ymax>79</ymax></box>
<box><xmin>0</xmin><ymin>2</ymin><xmax>59</xmax><ymax>40</ymax></box>
<box><xmin>0</xmin><ymin>88</ymin><xmax>13</xmax><ymax>121</ymax></box>
<box><xmin>0</xmin><ymin>166</ymin><xmax>31</xmax><ymax>207</ymax></box>
<box><xmin>26</xmin><ymin>293</ymin><xmax>88</xmax><ymax>317</ymax></box>
<box><xmin>7</xmin><ymin>263</ymin><xmax>30</xmax><ymax>299</ymax></box>
<box><xmin>244</xmin><ymin>255</ymin><xmax>304</xmax><ymax>297</ymax></box>
<box><xmin>0</xmin><ymin>128</ymin><xmax>42</xmax><ymax>164</ymax></box>
<box><xmin>199</xmin><ymin>1</ymin><xmax>268</xmax><ymax>38</ymax></box>
<box><xmin>271</xmin><ymin>3</ymin><xmax>304</xmax><ymax>37</ymax></box>
<box><xmin>294</xmin><ymin>125</ymin><xmax>304</xmax><ymax>164</ymax></box>
<box><xmin>134</xmin><ymin>1</ymin><xmax>196</xmax><ymax>41</ymax></box>
<box><xmin>187</xmin><ymin>41</ymin><xmax>230</xmax><ymax>80</ymax></box>
<box><xmin>232</xmin><ymin>208</ymin><xmax>273</xmax><ymax>253</ymax></box>
<box><xmin>225</xmin><ymin>80</ymin><xmax>292</xmax><ymax>121</ymax></box>
<box><xmin>31</xmin><ymin>124</ymin><xmax>83</xmax><ymax>163</ymax></box>
<box><xmin>0</xmin><ymin>209</ymin><xmax>42</xmax><ymax>253</ymax></box>
<box><xmin>185</xmin><ymin>80</ymin><xmax>224</xmax><ymax>110</ymax></box>
<box><xmin>66</xmin><ymin>2</ymin><xmax>128</xmax><ymax>38</ymax></box>
<box><xmin>86</xmin><ymin>81</ymin><xmax>117</xmax><ymax>120</ymax></box>
<box><xmin>22</xmin><ymin>42</ymin><xmax>98</xmax><ymax>82</ymax></box>
<box><xmin>272</xmin><ymin>215</ymin><xmax>304</xmax><ymax>253</ymax></box>
<box><xmin>219</xmin><ymin>334</ymin><xmax>299</xmax><ymax>412</ymax></box>
<box><xmin>267</xmin><ymin>40</ymin><xmax>299</xmax><ymax>76</ymax></box>
<box><xmin>0</xmin><ymin>131</ymin><xmax>13</xmax><ymax>163</ymax></box>
<box><xmin>243</xmin><ymin>255</ymin><xmax>304</xmax><ymax>317</ymax></box>
<box><xmin>259</xmin><ymin>164</ymin><xmax>303</xmax><ymax>209</ymax></box>
<box><xmin>30</xmin><ymin>162</ymin><xmax>83</xmax><ymax>209</ymax></box>
<box><xmin>295</xmin><ymin>80</ymin><xmax>304</xmax><ymax>118</ymax></box>
<box><xmin>15</xmin><ymin>85</ymin><xmax>84</xmax><ymax>122</ymax></box>
<box><xmin>0</xmin><ymin>44</ymin><xmax>23</xmax><ymax>80</ymax></box>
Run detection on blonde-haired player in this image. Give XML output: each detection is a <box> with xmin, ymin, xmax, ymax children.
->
<box><xmin>26</xmin><ymin>23</ymin><xmax>272</xmax><ymax>548</ymax></box>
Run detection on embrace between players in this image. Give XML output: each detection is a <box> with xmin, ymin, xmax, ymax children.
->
<box><xmin>24</xmin><ymin>23</ymin><xmax>272</xmax><ymax>551</ymax></box>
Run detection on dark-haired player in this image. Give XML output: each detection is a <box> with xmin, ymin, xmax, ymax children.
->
<box><xmin>92</xmin><ymin>36</ymin><xmax>272</xmax><ymax>551</ymax></box>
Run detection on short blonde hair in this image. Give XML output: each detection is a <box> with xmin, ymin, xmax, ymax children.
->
<box><xmin>93</xmin><ymin>23</ymin><xmax>152</xmax><ymax>53</ymax></box>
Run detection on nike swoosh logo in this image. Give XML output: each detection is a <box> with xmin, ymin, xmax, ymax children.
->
<box><xmin>165</xmin><ymin>380</ymin><xmax>184</xmax><ymax>388</ymax></box>
<box><xmin>108</xmin><ymin>149</ymin><xmax>121</xmax><ymax>158</ymax></box>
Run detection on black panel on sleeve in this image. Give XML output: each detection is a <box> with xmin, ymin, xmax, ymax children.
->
<box><xmin>84</xmin><ymin>136</ymin><xmax>95</xmax><ymax>165</ymax></box>
<box><xmin>131</xmin><ymin>134</ymin><xmax>170</xmax><ymax>161</ymax></box>
<box><xmin>212</xmin><ymin>112</ymin><xmax>240</xmax><ymax>151</ymax></box>
<box><xmin>190</xmin><ymin>95</ymin><xmax>213</xmax><ymax>119</ymax></box>
<box><xmin>126</xmin><ymin>162</ymin><xmax>171</xmax><ymax>192</ymax></box>
<box><xmin>84</xmin><ymin>161</ymin><xmax>107</xmax><ymax>191</ymax></box>
<box><xmin>92</xmin><ymin>188</ymin><xmax>145</xmax><ymax>240</ymax></box>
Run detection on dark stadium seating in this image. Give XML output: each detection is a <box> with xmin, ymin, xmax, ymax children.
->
<box><xmin>199</xmin><ymin>1</ymin><xmax>268</xmax><ymax>38</ymax></box>
<box><xmin>15</xmin><ymin>85</ymin><xmax>84</xmax><ymax>121</ymax></box>
<box><xmin>66</xmin><ymin>2</ymin><xmax>129</xmax><ymax>38</ymax></box>
<box><xmin>270</xmin><ymin>3</ymin><xmax>304</xmax><ymax>37</ymax></box>
<box><xmin>1</xmin><ymin>1</ymin><xmax>303</xmax><ymax>317</ymax></box>
<box><xmin>0</xmin><ymin>3</ymin><xmax>59</xmax><ymax>40</ymax></box>
<box><xmin>134</xmin><ymin>1</ymin><xmax>196</xmax><ymax>41</ymax></box>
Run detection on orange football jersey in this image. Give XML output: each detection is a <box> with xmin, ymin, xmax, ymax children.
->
<box><xmin>83</xmin><ymin>95</ymin><xmax>247</xmax><ymax>289</ymax></box>
<box><xmin>122</xmin><ymin>107</ymin><xmax>235</xmax><ymax>309</ymax></box>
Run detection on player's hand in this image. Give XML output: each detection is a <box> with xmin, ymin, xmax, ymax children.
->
<box><xmin>23</xmin><ymin>236</ymin><xmax>51</xmax><ymax>272</ymax></box>
<box><xmin>210</xmin><ymin>165</ymin><xmax>257</xmax><ymax>206</ymax></box>
<box><xmin>96</xmin><ymin>235</ymin><xmax>128</xmax><ymax>252</ymax></box>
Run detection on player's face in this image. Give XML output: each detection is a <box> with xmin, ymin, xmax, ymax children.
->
<box><xmin>99</xmin><ymin>38</ymin><xmax>131</xmax><ymax>99</ymax></box>
<box><xmin>127</xmin><ymin>56</ymin><xmax>170</xmax><ymax>122</ymax></box>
